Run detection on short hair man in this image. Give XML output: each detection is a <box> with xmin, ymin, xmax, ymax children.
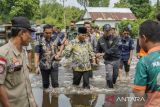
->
<box><xmin>67</xmin><ymin>21</ymin><xmax>77</xmax><ymax>41</ymax></box>
<box><xmin>133</xmin><ymin>20</ymin><xmax>160</xmax><ymax>106</ymax></box>
<box><xmin>118</xmin><ymin>27</ymin><xmax>134</xmax><ymax>81</ymax></box>
<box><xmin>96</xmin><ymin>24</ymin><xmax>121</xmax><ymax>88</ymax></box>
<box><xmin>34</xmin><ymin>24</ymin><xmax>64</xmax><ymax>91</ymax></box>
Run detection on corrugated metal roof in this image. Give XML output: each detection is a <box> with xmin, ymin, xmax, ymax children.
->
<box><xmin>84</xmin><ymin>7</ymin><xmax>136</xmax><ymax>20</ymax></box>
<box><xmin>89</xmin><ymin>12</ymin><xmax>136</xmax><ymax>20</ymax></box>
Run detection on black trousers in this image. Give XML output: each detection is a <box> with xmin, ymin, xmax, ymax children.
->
<box><xmin>119</xmin><ymin>60</ymin><xmax>130</xmax><ymax>72</ymax></box>
<box><xmin>40</xmin><ymin>66</ymin><xmax>59</xmax><ymax>89</ymax></box>
<box><xmin>89</xmin><ymin>70</ymin><xmax>93</xmax><ymax>78</ymax></box>
<box><xmin>73</xmin><ymin>71</ymin><xmax>90</xmax><ymax>89</ymax></box>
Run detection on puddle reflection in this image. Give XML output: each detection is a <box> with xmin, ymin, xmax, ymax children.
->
<box><xmin>39</xmin><ymin>92</ymin><xmax>145</xmax><ymax>107</ymax></box>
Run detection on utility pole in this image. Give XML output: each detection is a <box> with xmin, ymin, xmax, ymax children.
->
<box><xmin>60</xmin><ymin>0</ymin><xmax>67</xmax><ymax>28</ymax></box>
<box><xmin>83</xmin><ymin>0</ymin><xmax>88</xmax><ymax>10</ymax></box>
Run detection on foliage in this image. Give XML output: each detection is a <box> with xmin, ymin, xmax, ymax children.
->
<box><xmin>130</xmin><ymin>3</ymin><xmax>152</xmax><ymax>19</ymax></box>
<box><xmin>0</xmin><ymin>0</ymin><xmax>83</xmax><ymax>28</ymax></box>
<box><xmin>118</xmin><ymin>19</ymin><xmax>145</xmax><ymax>38</ymax></box>
<box><xmin>115</xmin><ymin>0</ymin><xmax>159</xmax><ymax>38</ymax></box>
<box><xmin>114</xmin><ymin>0</ymin><xmax>131</xmax><ymax>8</ymax></box>
<box><xmin>115</xmin><ymin>0</ymin><xmax>152</xmax><ymax>19</ymax></box>
<box><xmin>0</xmin><ymin>0</ymin><xmax>40</xmax><ymax>22</ymax></box>
<box><xmin>128</xmin><ymin>0</ymin><xmax>149</xmax><ymax>4</ymax></box>
<box><xmin>35</xmin><ymin>2</ymin><xmax>84</xmax><ymax>28</ymax></box>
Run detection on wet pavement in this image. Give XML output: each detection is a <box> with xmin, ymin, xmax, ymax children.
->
<box><xmin>30</xmin><ymin>54</ymin><xmax>146</xmax><ymax>107</ymax></box>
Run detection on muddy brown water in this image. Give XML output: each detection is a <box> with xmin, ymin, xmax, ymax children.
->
<box><xmin>30</xmin><ymin>55</ymin><xmax>145</xmax><ymax>107</ymax></box>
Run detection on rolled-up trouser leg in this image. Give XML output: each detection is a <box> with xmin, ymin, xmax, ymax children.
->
<box><xmin>105</xmin><ymin>64</ymin><xmax>114</xmax><ymax>88</ymax></box>
<box><xmin>51</xmin><ymin>65</ymin><xmax>59</xmax><ymax>88</ymax></box>
<box><xmin>41</xmin><ymin>69</ymin><xmax>50</xmax><ymax>89</ymax></box>
<box><xmin>113</xmin><ymin>60</ymin><xmax>120</xmax><ymax>84</ymax></box>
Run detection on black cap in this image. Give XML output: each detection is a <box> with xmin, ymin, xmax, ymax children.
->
<box><xmin>103</xmin><ymin>24</ymin><xmax>111</xmax><ymax>31</ymax></box>
<box><xmin>78</xmin><ymin>27</ymin><xmax>87</xmax><ymax>34</ymax></box>
<box><xmin>11</xmin><ymin>16</ymin><xmax>35</xmax><ymax>32</ymax></box>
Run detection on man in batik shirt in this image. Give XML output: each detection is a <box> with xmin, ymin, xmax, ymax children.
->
<box><xmin>63</xmin><ymin>27</ymin><xmax>96</xmax><ymax>89</ymax></box>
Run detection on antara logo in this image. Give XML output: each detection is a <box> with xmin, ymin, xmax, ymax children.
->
<box><xmin>116</xmin><ymin>97</ymin><xmax>145</xmax><ymax>102</ymax></box>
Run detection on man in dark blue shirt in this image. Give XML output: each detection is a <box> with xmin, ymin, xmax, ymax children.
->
<box><xmin>119</xmin><ymin>27</ymin><xmax>134</xmax><ymax>81</ymax></box>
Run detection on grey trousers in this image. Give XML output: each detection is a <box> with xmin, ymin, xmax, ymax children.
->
<box><xmin>105</xmin><ymin>60</ymin><xmax>120</xmax><ymax>88</ymax></box>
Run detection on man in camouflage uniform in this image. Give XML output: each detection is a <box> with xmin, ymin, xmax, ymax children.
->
<box><xmin>0</xmin><ymin>16</ymin><xmax>37</xmax><ymax>107</ymax></box>
<box><xmin>63</xmin><ymin>27</ymin><xmax>96</xmax><ymax>89</ymax></box>
<box><xmin>34</xmin><ymin>24</ymin><xmax>64</xmax><ymax>91</ymax></box>
<box><xmin>67</xmin><ymin>21</ymin><xmax>78</xmax><ymax>41</ymax></box>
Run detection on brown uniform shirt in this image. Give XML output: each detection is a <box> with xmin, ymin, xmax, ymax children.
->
<box><xmin>0</xmin><ymin>41</ymin><xmax>36</xmax><ymax>107</ymax></box>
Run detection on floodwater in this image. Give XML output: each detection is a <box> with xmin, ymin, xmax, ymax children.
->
<box><xmin>30</xmin><ymin>54</ymin><xmax>145</xmax><ymax>107</ymax></box>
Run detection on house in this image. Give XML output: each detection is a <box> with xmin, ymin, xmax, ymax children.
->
<box><xmin>78</xmin><ymin>7</ymin><xmax>136</xmax><ymax>27</ymax></box>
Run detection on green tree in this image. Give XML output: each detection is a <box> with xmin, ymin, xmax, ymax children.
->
<box><xmin>114</xmin><ymin>0</ymin><xmax>131</xmax><ymax>8</ymax></box>
<box><xmin>36</xmin><ymin>2</ymin><xmax>84</xmax><ymax>28</ymax></box>
<box><xmin>128</xmin><ymin>0</ymin><xmax>149</xmax><ymax>4</ymax></box>
<box><xmin>130</xmin><ymin>3</ymin><xmax>152</xmax><ymax>19</ymax></box>
<box><xmin>118</xmin><ymin>19</ymin><xmax>145</xmax><ymax>38</ymax></box>
<box><xmin>0</xmin><ymin>0</ymin><xmax>40</xmax><ymax>22</ymax></box>
<box><xmin>115</xmin><ymin>0</ymin><xmax>152</xmax><ymax>19</ymax></box>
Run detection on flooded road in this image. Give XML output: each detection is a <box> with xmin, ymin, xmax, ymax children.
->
<box><xmin>30</xmin><ymin>54</ymin><xmax>145</xmax><ymax>107</ymax></box>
